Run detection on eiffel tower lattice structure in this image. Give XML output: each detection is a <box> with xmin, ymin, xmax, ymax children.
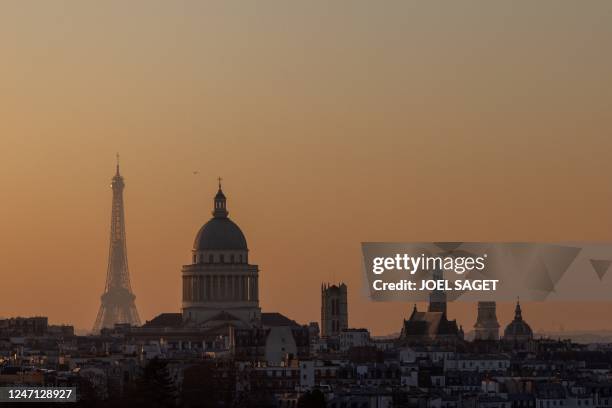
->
<box><xmin>92</xmin><ymin>158</ymin><xmax>141</xmax><ymax>332</ymax></box>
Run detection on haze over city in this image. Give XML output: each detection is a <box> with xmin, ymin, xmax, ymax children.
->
<box><xmin>1</xmin><ymin>1</ymin><xmax>612</xmax><ymax>335</ymax></box>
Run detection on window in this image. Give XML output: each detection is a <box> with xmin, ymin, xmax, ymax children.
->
<box><xmin>220</xmin><ymin>254</ymin><xmax>225</xmax><ymax>263</ymax></box>
<box><xmin>209</xmin><ymin>254</ymin><xmax>214</xmax><ymax>263</ymax></box>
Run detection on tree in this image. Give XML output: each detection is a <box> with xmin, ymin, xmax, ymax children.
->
<box><xmin>120</xmin><ymin>358</ymin><xmax>178</xmax><ymax>408</ymax></box>
<box><xmin>297</xmin><ymin>389</ymin><xmax>326</xmax><ymax>408</ymax></box>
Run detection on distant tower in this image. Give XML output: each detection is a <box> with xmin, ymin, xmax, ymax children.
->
<box><xmin>93</xmin><ymin>157</ymin><xmax>141</xmax><ymax>332</ymax></box>
<box><xmin>321</xmin><ymin>283</ymin><xmax>348</xmax><ymax>337</ymax></box>
<box><xmin>428</xmin><ymin>267</ymin><xmax>447</xmax><ymax>314</ymax></box>
<box><xmin>474</xmin><ymin>301</ymin><xmax>500</xmax><ymax>340</ymax></box>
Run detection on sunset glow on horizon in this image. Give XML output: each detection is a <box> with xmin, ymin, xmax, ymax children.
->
<box><xmin>1</xmin><ymin>1</ymin><xmax>612</xmax><ymax>335</ymax></box>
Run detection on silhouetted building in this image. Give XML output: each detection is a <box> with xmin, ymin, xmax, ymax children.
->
<box><xmin>142</xmin><ymin>313</ymin><xmax>183</xmax><ymax>329</ymax></box>
<box><xmin>400</xmin><ymin>304</ymin><xmax>463</xmax><ymax>344</ymax></box>
<box><xmin>134</xmin><ymin>182</ymin><xmax>310</xmax><ymax>357</ymax></box>
<box><xmin>399</xmin><ymin>268</ymin><xmax>462</xmax><ymax>344</ymax></box>
<box><xmin>474</xmin><ymin>301</ymin><xmax>500</xmax><ymax>340</ymax></box>
<box><xmin>182</xmin><ymin>180</ymin><xmax>261</xmax><ymax>328</ymax></box>
<box><xmin>0</xmin><ymin>316</ymin><xmax>73</xmax><ymax>339</ymax></box>
<box><xmin>232</xmin><ymin>313</ymin><xmax>310</xmax><ymax>363</ymax></box>
<box><xmin>321</xmin><ymin>283</ymin><xmax>348</xmax><ymax>337</ymax></box>
<box><xmin>339</xmin><ymin>328</ymin><xmax>370</xmax><ymax>351</ymax></box>
<box><xmin>0</xmin><ymin>317</ymin><xmax>48</xmax><ymax>336</ymax></box>
<box><xmin>503</xmin><ymin>300</ymin><xmax>533</xmax><ymax>343</ymax></box>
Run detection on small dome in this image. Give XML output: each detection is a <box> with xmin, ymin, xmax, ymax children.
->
<box><xmin>503</xmin><ymin>301</ymin><xmax>533</xmax><ymax>340</ymax></box>
<box><xmin>504</xmin><ymin>320</ymin><xmax>532</xmax><ymax>337</ymax></box>
<box><xmin>194</xmin><ymin>217</ymin><xmax>247</xmax><ymax>250</ymax></box>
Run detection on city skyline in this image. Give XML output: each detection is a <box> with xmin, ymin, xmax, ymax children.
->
<box><xmin>1</xmin><ymin>1</ymin><xmax>612</xmax><ymax>335</ymax></box>
<box><xmin>3</xmin><ymin>160</ymin><xmax>610</xmax><ymax>337</ymax></box>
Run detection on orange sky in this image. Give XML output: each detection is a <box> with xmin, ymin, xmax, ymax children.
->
<box><xmin>1</xmin><ymin>1</ymin><xmax>612</xmax><ymax>335</ymax></box>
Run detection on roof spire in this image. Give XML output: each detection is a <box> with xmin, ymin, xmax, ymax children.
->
<box><xmin>116</xmin><ymin>153</ymin><xmax>120</xmax><ymax>176</ymax></box>
<box><xmin>410</xmin><ymin>303</ymin><xmax>418</xmax><ymax>318</ymax></box>
<box><xmin>514</xmin><ymin>298</ymin><xmax>523</xmax><ymax>321</ymax></box>
<box><xmin>213</xmin><ymin>178</ymin><xmax>228</xmax><ymax>218</ymax></box>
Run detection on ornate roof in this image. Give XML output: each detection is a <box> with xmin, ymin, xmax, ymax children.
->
<box><xmin>142</xmin><ymin>313</ymin><xmax>182</xmax><ymax>328</ymax></box>
<box><xmin>503</xmin><ymin>301</ymin><xmax>533</xmax><ymax>339</ymax></box>
<box><xmin>193</xmin><ymin>184</ymin><xmax>248</xmax><ymax>251</ymax></box>
<box><xmin>401</xmin><ymin>305</ymin><xmax>461</xmax><ymax>339</ymax></box>
<box><xmin>194</xmin><ymin>217</ymin><xmax>248</xmax><ymax>250</ymax></box>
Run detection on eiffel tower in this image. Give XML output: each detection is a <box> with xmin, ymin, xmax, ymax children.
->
<box><xmin>92</xmin><ymin>156</ymin><xmax>141</xmax><ymax>332</ymax></box>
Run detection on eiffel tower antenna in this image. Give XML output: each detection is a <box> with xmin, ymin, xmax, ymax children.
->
<box><xmin>93</xmin><ymin>157</ymin><xmax>141</xmax><ymax>332</ymax></box>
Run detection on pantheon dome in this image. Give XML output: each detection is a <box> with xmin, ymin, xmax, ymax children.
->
<box><xmin>182</xmin><ymin>182</ymin><xmax>260</xmax><ymax>328</ymax></box>
<box><xmin>194</xmin><ymin>217</ymin><xmax>247</xmax><ymax>251</ymax></box>
<box><xmin>190</xmin><ymin>186</ymin><xmax>249</xmax><ymax>264</ymax></box>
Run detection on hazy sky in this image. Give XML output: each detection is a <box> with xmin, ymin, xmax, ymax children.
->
<box><xmin>1</xmin><ymin>1</ymin><xmax>612</xmax><ymax>335</ymax></box>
